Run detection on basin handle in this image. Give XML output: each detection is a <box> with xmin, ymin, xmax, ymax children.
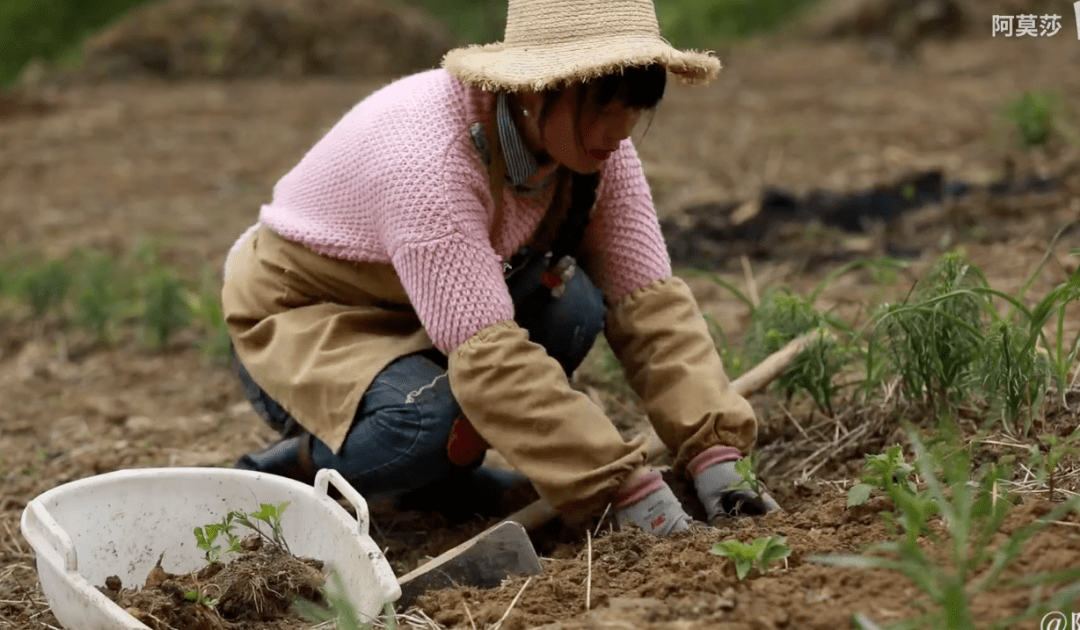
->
<box><xmin>314</xmin><ymin>469</ymin><xmax>370</xmax><ymax>537</ymax></box>
<box><xmin>23</xmin><ymin>501</ymin><xmax>78</xmax><ymax>573</ymax></box>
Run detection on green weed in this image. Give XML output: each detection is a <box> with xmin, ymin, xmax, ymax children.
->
<box><xmin>183</xmin><ymin>588</ymin><xmax>220</xmax><ymax>609</ymax></box>
<box><xmin>731</xmin><ymin>454</ymin><xmax>763</xmax><ymax>496</ymax></box>
<box><xmin>872</xmin><ymin>253</ymin><xmax>987</xmax><ymax>415</ymax></box>
<box><xmin>72</xmin><ymin>253</ymin><xmax>119</xmax><ymax>342</ymax></box>
<box><xmin>710</xmin><ymin>535</ymin><xmax>792</xmax><ymax>580</ymax></box>
<box><xmin>19</xmin><ymin>258</ymin><xmax>73</xmax><ymax>318</ymax></box>
<box><xmin>1002</xmin><ymin>91</ymin><xmax>1064</xmax><ymax>148</ymax></box>
<box><xmin>193</xmin><ymin>501</ymin><xmax>292</xmax><ymax>564</ymax></box>
<box><xmin>579</xmin><ymin>335</ymin><xmax>634</xmax><ymax>398</ymax></box>
<box><xmin>976</xmin><ymin>317</ymin><xmax>1051</xmax><ymax>436</ymax></box>
<box><xmin>1028</xmin><ymin>431</ymin><xmax>1080</xmax><ymax>502</ymax></box>
<box><xmin>742</xmin><ymin>289</ymin><xmax>844</xmax><ymax>412</ymax></box>
<box><xmin>232</xmin><ymin>501</ymin><xmax>291</xmax><ymax>554</ymax></box>
<box><xmin>193</xmin><ymin>512</ymin><xmax>242</xmax><ymax>565</ymax></box>
<box><xmin>816</xmin><ymin>428</ymin><xmax>1080</xmax><ymax>630</ymax></box>
<box><xmin>140</xmin><ymin>267</ymin><xmax>192</xmax><ymax>349</ymax></box>
<box><xmin>969</xmin><ymin>226</ymin><xmax>1080</xmax><ymax>426</ymax></box>
<box><xmin>846</xmin><ymin>444</ymin><xmax>919</xmax><ymax>508</ymax></box>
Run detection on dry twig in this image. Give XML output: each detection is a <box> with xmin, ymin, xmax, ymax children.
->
<box><xmin>585</xmin><ymin>530</ymin><xmax>593</xmax><ymax>612</ymax></box>
<box><xmin>491</xmin><ymin>577</ymin><xmax>533</xmax><ymax>630</ymax></box>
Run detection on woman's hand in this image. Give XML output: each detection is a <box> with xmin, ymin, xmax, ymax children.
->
<box><xmin>690</xmin><ymin>446</ymin><xmax>781</xmax><ymax>521</ymax></box>
<box><xmin>613</xmin><ymin>469</ymin><xmax>694</xmax><ymax>536</ymax></box>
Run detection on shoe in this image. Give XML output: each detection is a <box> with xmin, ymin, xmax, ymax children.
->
<box><xmin>234</xmin><ymin>433</ymin><xmax>317</xmax><ymax>485</ymax></box>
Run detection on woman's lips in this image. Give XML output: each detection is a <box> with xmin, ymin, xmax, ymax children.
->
<box><xmin>589</xmin><ymin>149</ymin><xmax>614</xmax><ymax>161</ymax></box>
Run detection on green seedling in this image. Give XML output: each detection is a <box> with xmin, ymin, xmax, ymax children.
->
<box><xmin>710</xmin><ymin>535</ymin><xmax>792</xmax><ymax>580</ymax></box>
<box><xmin>743</xmin><ymin>289</ymin><xmax>822</xmax><ymax>364</ymax></box>
<box><xmin>733</xmin><ymin>455</ymin><xmax>762</xmax><ymax>496</ymax></box>
<box><xmin>183</xmin><ymin>588</ymin><xmax>220</xmax><ymax>608</ymax></box>
<box><xmin>782</xmin><ymin>326</ymin><xmax>852</xmax><ymax>416</ymax></box>
<box><xmin>847</xmin><ymin>444</ymin><xmax>918</xmax><ymax>508</ymax></box>
<box><xmin>193</xmin><ymin>512</ymin><xmax>241</xmax><ymax>564</ymax></box>
<box><xmin>193</xmin><ymin>501</ymin><xmax>291</xmax><ymax>563</ymax></box>
<box><xmin>1002</xmin><ymin>90</ymin><xmax>1062</xmax><ymax>148</ymax></box>
<box><xmin>872</xmin><ymin>253</ymin><xmax>987</xmax><ymax>415</ymax></box>
<box><xmin>742</xmin><ymin>289</ymin><xmax>850</xmax><ymax>412</ymax></box>
<box><xmin>20</xmin><ymin>258</ymin><xmax>73</xmax><ymax>318</ymax></box>
<box><xmin>72</xmin><ymin>253</ymin><xmax>118</xmax><ymax>342</ymax></box>
<box><xmin>815</xmin><ymin>427</ymin><xmax>1080</xmax><ymax>630</ymax></box>
<box><xmin>976</xmin><ymin>317</ymin><xmax>1051</xmax><ymax>437</ymax></box>
<box><xmin>230</xmin><ymin>501</ymin><xmax>291</xmax><ymax>554</ymax></box>
<box><xmin>140</xmin><ymin>267</ymin><xmax>192</xmax><ymax>348</ymax></box>
<box><xmin>1028</xmin><ymin>431</ymin><xmax>1080</xmax><ymax>502</ymax></box>
<box><xmin>981</xmin><ymin>240</ymin><xmax>1080</xmax><ymax>408</ymax></box>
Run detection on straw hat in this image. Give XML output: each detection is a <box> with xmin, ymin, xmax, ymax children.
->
<box><xmin>442</xmin><ymin>0</ymin><xmax>721</xmax><ymax>93</ymax></box>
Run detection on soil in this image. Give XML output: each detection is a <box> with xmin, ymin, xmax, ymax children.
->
<box><xmin>99</xmin><ymin>536</ymin><xmax>327</xmax><ymax>630</ymax></box>
<box><xmin>2</xmin><ymin>0</ymin><xmax>1080</xmax><ymax>629</ymax></box>
<box><xmin>416</xmin><ymin>495</ymin><xmax>1080</xmax><ymax>630</ymax></box>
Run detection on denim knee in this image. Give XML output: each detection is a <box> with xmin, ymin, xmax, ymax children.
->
<box><xmin>509</xmin><ymin>257</ymin><xmax>606</xmax><ymax>376</ymax></box>
<box><xmin>310</xmin><ymin>351</ymin><xmax>464</xmax><ymax>496</ymax></box>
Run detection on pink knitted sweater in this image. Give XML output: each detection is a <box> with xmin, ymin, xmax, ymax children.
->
<box><xmin>238</xmin><ymin>69</ymin><xmax>672</xmax><ymax>353</ymax></box>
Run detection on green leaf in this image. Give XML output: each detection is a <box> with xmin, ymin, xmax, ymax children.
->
<box><xmin>760</xmin><ymin>538</ymin><xmax>793</xmax><ymax>568</ymax></box>
<box><xmin>735</xmin><ymin>557</ymin><xmax>752</xmax><ymax>580</ymax></box>
<box><xmin>847</xmin><ymin>483</ymin><xmax>873</xmax><ymax>507</ymax></box>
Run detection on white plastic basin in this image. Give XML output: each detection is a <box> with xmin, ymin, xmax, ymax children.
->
<box><xmin>20</xmin><ymin>467</ymin><xmax>401</xmax><ymax>630</ymax></box>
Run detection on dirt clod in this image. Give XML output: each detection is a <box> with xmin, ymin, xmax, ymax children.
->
<box><xmin>105</xmin><ymin>546</ymin><xmax>327</xmax><ymax>630</ymax></box>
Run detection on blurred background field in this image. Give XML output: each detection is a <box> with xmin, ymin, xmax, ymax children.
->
<box><xmin>1</xmin><ymin>0</ymin><xmax>826</xmax><ymax>88</ymax></box>
<box><xmin>1</xmin><ymin>0</ymin><xmax>1079</xmax><ymax>629</ymax></box>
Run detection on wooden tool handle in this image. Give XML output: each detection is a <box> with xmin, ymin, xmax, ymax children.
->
<box><xmin>502</xmin><ymin>332</ymin><xmax>815</xmax><ymax>531</ymax></box>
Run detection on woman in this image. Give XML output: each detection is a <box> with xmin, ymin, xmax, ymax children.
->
<box><xmin>222</xmin><ymin>0</ymin><xmax>779</xmax><ymax>535</ymax></box>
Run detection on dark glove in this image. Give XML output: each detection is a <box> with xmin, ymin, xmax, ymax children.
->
<box><xmin>690</xmin><ymin>446</ymin><xmax>781</xmax><ymax>520</ymax></box>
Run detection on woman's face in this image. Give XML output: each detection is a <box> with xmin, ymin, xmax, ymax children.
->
<box><xmin>519</xmin><ymin>83</ymin><xmax>644</xmax><ymax>174</ymax></box>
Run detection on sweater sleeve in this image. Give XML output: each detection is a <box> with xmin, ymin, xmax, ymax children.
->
<box><xmin>382</xmin><ymin>143</ymin><xmax>516</xmax><ymax>354</ymax></box>
<box><xmin>579</xmin><ymin>139</ymin><xmax>673</xmax><ymax>304</ymax></box>
<box><xmin>391</xmin><ymin>233</ymin><xmax>514</xmax><ymax>353</ymax></box>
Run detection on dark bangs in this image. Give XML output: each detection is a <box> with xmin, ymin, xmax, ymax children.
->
<box><xmin>590</xmin><ymin>63</ymin><xmax>667</xmax><ymax>110</ymax></box>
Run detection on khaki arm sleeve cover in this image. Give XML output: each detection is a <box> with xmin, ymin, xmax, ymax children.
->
<box><xmin>448</xmin><ymin>320</ymin><xmax>649</xmax><ymax>516</ymax></box>
<box><xmin>605</xmin><ymin>277</ymin><xmax>758</xmax><ymax>477</ymax></box>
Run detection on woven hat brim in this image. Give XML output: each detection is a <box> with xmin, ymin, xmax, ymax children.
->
<box><xmin>443</xmin><ymin>36</ymin><xmax>721</xmax><ymax>92</ymax></box>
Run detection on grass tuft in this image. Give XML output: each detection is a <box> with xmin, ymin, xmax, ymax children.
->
<box><xmin>19</xmin><ymin>258</ymin><xmax>74</xmax><ymax>319</ymax></box>
<box><xmin>72</xmin><ymin>252</ymin><xmax>119</xmax><ymax>342</ymax></box>
<box><xmin>1001</xmin><ymin>91</ymin><xmax>1066</xmax><ymax>149</ymax></box>
<box><xmin>872</xmin><ymin>253</ymin><xmax>987</xmax><ymax>416</ymax></box>
<box><xmin>140</xmin><ymin>266</ymin><xmax>193</xmax><ymax>349</ymax></box>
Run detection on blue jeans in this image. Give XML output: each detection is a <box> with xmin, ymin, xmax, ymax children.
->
<box><xmin>233</xmin><ymin>252</ymin><xmax>606</xmax><ymax>502</ymax></box>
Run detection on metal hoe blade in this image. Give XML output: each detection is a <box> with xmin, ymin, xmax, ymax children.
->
<box><xmin>396</xmin><ymin>520</ymin><xmax>543</xmax><ymax>608</ymax></box>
